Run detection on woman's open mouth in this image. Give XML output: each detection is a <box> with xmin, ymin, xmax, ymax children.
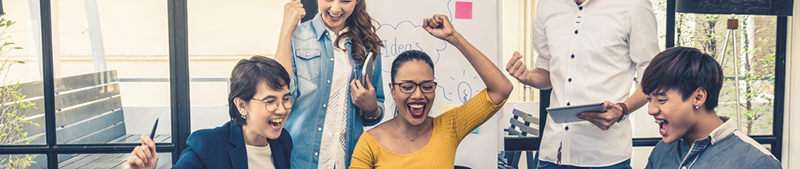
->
<box><xmin>328</xmin><ymin>12</ymin><xmax>342</xmax><ymax>22</ymax></box>
<box><xmin>268</xmin><ymin>118</ymin><xmax>283</xmax><ymax>130</ymax></box>
<box><xmin>407</xmin><ymin>102</ymin><xmax>426</xmax><ymax>117</ymax></box>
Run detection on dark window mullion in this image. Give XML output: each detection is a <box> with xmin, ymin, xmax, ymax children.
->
<box><xmin>38</xmin><ymin>0</ymin><xmax>57</xmax><ymax>168</ymax></box>
<box><xmin>0</xmin><ymin>147</ymin><xmax>49</xmax><ymax>154</ymax></box>
<box><xmin>772</xmin><ymin>16</ymin><xmax>787</xmax><ymax>161</ymax></box>
<box><xmin>666</xmin><ymin>0</ymin><xmax>676</xmax><ymax>48</ymax></box>
<box><xmin>168</xmin><ymin>0</ymin><xmax>191</xmax><ymax>164</ymax></box>
<box><xmin>50</xmin><ymin>144</ymin><xmax>176</xmax><ymax>154</ymax></box>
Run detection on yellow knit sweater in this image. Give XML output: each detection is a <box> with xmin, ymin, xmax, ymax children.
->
<box><xmin>349</xmin><ymin>89</ymin><xmax>507</xmax><ymax>169</ymax></box>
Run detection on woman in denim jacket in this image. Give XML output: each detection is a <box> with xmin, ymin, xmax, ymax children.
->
<box><xmin>275</xmin><ymin>0</ymin><xmax>385</xmax><ymax>168</ymax></box>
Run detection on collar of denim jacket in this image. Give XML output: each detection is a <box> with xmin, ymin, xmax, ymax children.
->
<box><xmin>311</xmin><ymin>13</ymin><xmax>327</xmax><ymax>40</ymax></box>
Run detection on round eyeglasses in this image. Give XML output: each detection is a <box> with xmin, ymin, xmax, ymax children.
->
<box><xmin>392</xmin><ymin>82</ymin><xmax>437</xmax><ymax>94</ymax></box>
<box><xmin>252</xmin><ymin>95</ymin><xmax>295</xmax><ymax>112</ymax></box>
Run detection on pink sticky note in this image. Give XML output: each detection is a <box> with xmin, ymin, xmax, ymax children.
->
<box><xmin>455</xmin><ymin>1</ymin><xmax>472</xmax><ymax>19</ymax></box>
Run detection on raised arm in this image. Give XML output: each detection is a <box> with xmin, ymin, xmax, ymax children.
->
<box><xmin>423</xmin><ymin>14</ymin><xmax>513</xmax><ymax>105</ymax></box>
<box><xmin>275</xmin><ymin>0</ymin><xmax>306</xmax><ymax>75</ymax></box>
<box><xmin>505</xmin><ymin>52</ymin><xmax>552</xmax><ymax>90</ymax></box>
<box><xmin>506</xmin><ymin>1</ymin><xmax>555</xmax><ymax>90</ymax></box>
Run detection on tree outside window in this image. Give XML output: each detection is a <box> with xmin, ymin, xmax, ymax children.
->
<box><xmin>655</xmin><ymin>0</ymin><xmax>776</xmax><ymax>135</ymax></box>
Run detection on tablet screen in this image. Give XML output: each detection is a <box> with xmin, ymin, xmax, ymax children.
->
<box><xmin>545</xmin><ymin>102</ymin><xmax>606</xmax><ymax>123</ymax></box>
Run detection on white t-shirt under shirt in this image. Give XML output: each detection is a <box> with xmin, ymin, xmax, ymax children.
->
<box><xmin>319</xmin><ymin>27</ymin><xmax>351</xmax><ymax>169</ymax></box>
<box><xmin>533</xmin><ymin>0</ymin><xmax>659</xmax><ymax>166</ymax></box>
<box><xmin>245</xmin><ymin>144</ymin><xmax>275</xmax><ymax>169</ymax></box>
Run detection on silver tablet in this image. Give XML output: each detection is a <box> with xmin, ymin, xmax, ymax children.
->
<box><xmin>545</xmin><ymin>102</ymin><xmax>606</xmax><ymax>124</ymax></box>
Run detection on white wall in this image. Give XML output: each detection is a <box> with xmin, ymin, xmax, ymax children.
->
<box><xmin>502</xmin><ymin>0</ymin><xmax>538</xmax><ymax>102</ymax></box>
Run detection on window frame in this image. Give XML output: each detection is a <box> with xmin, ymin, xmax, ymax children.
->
<box><xmin>0</xmin><ymin>0</ymin><xmax>190</xmax><ymax>168</ymax></box>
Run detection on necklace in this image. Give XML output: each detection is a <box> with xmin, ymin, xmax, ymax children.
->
<box><xmin>395</xmin><ymin>118</ymin><xmax>423</xmax><ymax>141</ymax></box>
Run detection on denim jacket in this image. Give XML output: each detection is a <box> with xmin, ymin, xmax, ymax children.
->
<box><xmin>285</xmin><ymin>14</ymin><xmax>385</xmax><ymax>169</ymax></box>
<box><xmin>645</xmin><ymin>117</ymin><xmax>781</xmax><ymax>169</ymax></box>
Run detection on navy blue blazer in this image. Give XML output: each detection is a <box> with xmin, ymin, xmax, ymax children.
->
<box><xmin>172</xmin><ymin>122</ymin><xmax>292</xmax><ymax>169</ymax></box>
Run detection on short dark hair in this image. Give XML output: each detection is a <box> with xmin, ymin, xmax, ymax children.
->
<box><xmin>228</xmin><ymin>55</ymin><xmax>290</xmax><ymax>125</ymax></box>
<box><xmin>390</xmin><ymin>50</ymin><xmax>435</xmax><ymax>83</ymax></box>
<box><xmin>641</xmin><ymin>47</ymin><xmax>723</xmax><ymax>111</ymax></box>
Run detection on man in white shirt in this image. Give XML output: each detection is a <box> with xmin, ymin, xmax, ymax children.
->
<box><xmin>505</xmin><ymin>0</ymin><xmax>659</xmax><ymax>168</ymax></box>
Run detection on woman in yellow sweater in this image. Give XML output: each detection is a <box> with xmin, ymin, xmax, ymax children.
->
<box><xmin>349</xmin><ymin>14</ymin><xmax>513</xmax><ymax>169</ymax></box>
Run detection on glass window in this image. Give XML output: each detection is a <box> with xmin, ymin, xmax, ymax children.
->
<box><xmin>1</xmin><ymin>0</ymin><xmax>47</xmax><ymax>145</ymax></box>
<box><xmin>58</xmin><ymin>153</ymin><xmax>171</xmax><ymax>168</ymax></box>
<box><xmin>635</xmin><ymin>1</ymin><xmax>777</xmax><ymax>138</ymax></box>
<box><xmin>673</xmin><ymin>14</ymin><xmax>776</xmax><ymax>136</ymax></box>
<box><xmin>0</xmin><ymin>154</ymin><xmax>47</xmax><ymax>169</ymax></box>
<box><xmin>52</xmin><ymin>0</ymin><xmax>171</xmax><ymax>144</ymax></box>
<box><xmin>187</xmin><ymin>0</ymin><xmax>285</xmax><ymax>132</ymax></box>
<box><xmin>652</xmin><ymin>0</ymin><xmax>669</xmax><ymax>51</ymax></box>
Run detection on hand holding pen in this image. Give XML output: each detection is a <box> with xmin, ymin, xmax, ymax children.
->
<box><xmin>127</xmin><ymin>118</ymin><xmax>159</xmax><ymax>169</ymax></box>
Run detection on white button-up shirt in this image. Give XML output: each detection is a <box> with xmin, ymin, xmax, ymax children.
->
<box><xmin>319</xmin><ymin>27</ymin><xmax>351</xmax><ymax>169</ymax></box>
<box><xmin>533</xmin><ymin>0</ymin><xmax>659</xmax><ymax>166</ymax></box>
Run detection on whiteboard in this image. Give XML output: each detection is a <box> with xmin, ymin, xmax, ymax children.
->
<box><xmin>368</xmin><ymin>0</ymin><xmax>501</xmax><ymax>117</ymax></box>
<box><xmin>367</xmin><ymin>0</ymin><xmax>502</xmax><ymax>168</ymax></box>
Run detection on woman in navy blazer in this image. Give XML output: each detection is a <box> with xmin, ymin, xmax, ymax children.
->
<box><xmin>128</xmin><ymin>55</ymin><xmax>293</xmax><ymax>169</ymax></box>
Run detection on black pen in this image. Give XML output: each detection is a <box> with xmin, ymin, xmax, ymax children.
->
<box><xmin>150</xmin><ymin>118</ymin><xmax>159</xmax><ymax>140</ymax></box>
